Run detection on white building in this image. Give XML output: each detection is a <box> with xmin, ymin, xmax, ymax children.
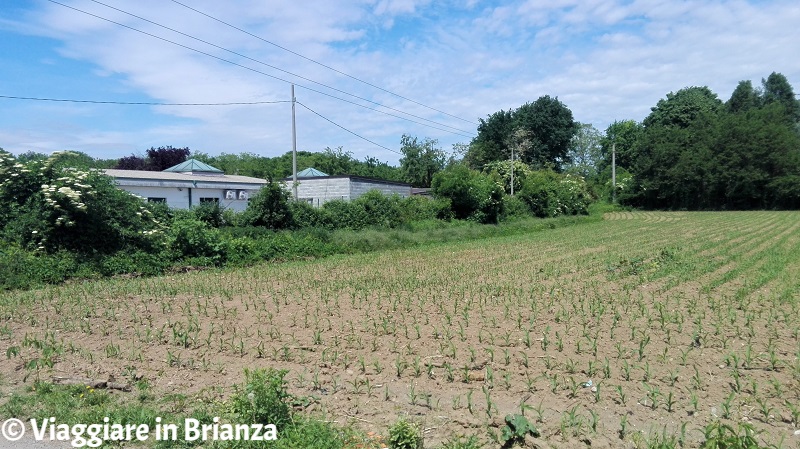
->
<box><xmin>283</xmin><ymin>167</ymin><xmax>412</xmax><ymax>207</ymax></box>
<box><xmin>105</xmin><ymin>159</ymin><xmax>267</xmax><ymax>212</ymax></box>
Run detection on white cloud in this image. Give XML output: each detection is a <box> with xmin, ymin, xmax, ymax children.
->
<box><xmin>1</xmin><ymin>0</ymin><xmax>799</xmax><ymax>162</ymax></box>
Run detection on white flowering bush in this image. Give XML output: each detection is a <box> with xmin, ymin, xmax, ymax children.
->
<box><xmin>483</xmin><ymin>159</ymin><xmax>533</xmax><ymax>194</ymax></box>
<box><xmin>0</xmin><ymin>151</ymin><xmax>163</xmax><ymax>254</ymax></box>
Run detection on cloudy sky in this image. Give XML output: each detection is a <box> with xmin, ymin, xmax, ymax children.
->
<box><xmin>1</xmin><ymin>0</ymin><xmax>799</xmax><ymax>164</ymax></box>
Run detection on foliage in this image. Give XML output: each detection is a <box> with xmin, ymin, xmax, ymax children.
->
<box><xmin>114</xmin><ymin>146</ymin><xmax>191</xmax><ymax>171</ymax></box>
<box><xmin>500</xmin><ymin>414</ymin><xmax>540</xmax><ymax>448</ymax></box>
<box><xmin>518</xmin><ymin>170</ymin><xmax>592</xmax><ymax>218</ymax></box>
<box><xmin>500</xmin><ymin>195</ymin><xmax>530</xmax><ymax>221</ymax></box>
<box><xmin>352</xmin><ymin>190</ymin><xmax>403</xmax><ymax>228</ymax></box>
<box><xmin>464</xmin><ymin>109</ymin><xmax>514</xmax><ymax>170</ymax></box>
<box><xmin>190</xmin><ymin>201</ymin><xmax>228</xmax><ymax>228</ymax></box>
<box><xmin>642</xmin><ymin>86</ymin><xmax>723</xmax><ymax>128</ymax></box>
<box><xmin>598</xmin><ymin>120</ymin><xmax>644</xmax><ymax>175</ymax></box>
<box><xmin>167</xmin><ymin>218</ymin><xmax>227</xmax><ymax>264</ymax></box>
<box><xmin>431</xmin><ymin>164</ymin><xmax>504</xmax><ymax>223</ymax></box>
<box><xmin>0</xmin><ymin>151</ymin><xmax>162</xmax><ymax>255</ymax></box>
<box><xmin>230</xmin><ymin>368</ymin><xmax>292</xmax><ymax>428</ymax></box>
<box><xmin>321</xmin><ymin>199</ymin><xmax>372</xmax><ymax>230</ymax></box>
<box><xmin>387</xmin><ymin>419</ymin><xmax>422</xmax><ymax>449</ymax></box>
<box><xmin>482</xmin><ymin>159</ymin><xmax>533</xmax><ymax>195</ymax></box>
<box><xmin>195</xmin><ymin>147</ymin><xmax>402</xmax><ymax>182</ymax></box>
<box><xmin>700</xmin><ymin>421</ymin><xmax>767</xmax><ymax>449</ymax></box>
<box><xmin>399</xmin><ymin>134</ymin><xmax>447</xmax><ymax>187</ymax></box>
<box><xmin>466</xmin><ymin>96</ymin><xmax>578</xmax><ymax>171</ymax></box>
<box><xmin>396</xmin><ymin>195</ymin><xmax>453</xmax><ymax>222</ymax></box>
<box><xmin>564</xmin><ymin>123</ymin><xmax>603</xmax><ymax>178</ymax></box>
<box><xmin>623</xmin><ymin>72</ymin><xmax>800</xmax><ymax>210</ymax></box>
<box><xmin>240</xmin><ymin>181</ymin><xmax>294</xmax><ymax>230</ymax></box>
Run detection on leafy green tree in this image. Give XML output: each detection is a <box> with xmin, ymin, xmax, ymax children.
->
<box><xmin>466</xmin><ymin>97</ymin><xmax>578</xmax><ymax>171</ymax></box>
<box><xmin>762</xmin><ymin>72</ymin><xmax>800</xmax><ymax>121</ymax></box>
<box><xmin>518</xmin><ymin>170</ymin><xmax>592</xmax><ymax>217</ymax></box>
<box><xmin>513</xmin><ymin>96</ymin><xmax>579</xmax><ymax>169</ymax></box>
<box><xmin>564</xmin><ymin>123</ymin><xmax>603</xmax><ymax>178</ymax></box>
<box><xmin>115</xmin><ymin>146</ymin><xmax>190</xmax><ymax>171</ymax></box>
<box><xmin>465</xmin><ymin>109</ymin><xmax>514</xmax><ymax>169</ymax></box>
<box><xmin>399</xmin><ymin>135</ymin><xmax>447</xmax><ymax>187</ymax></box>
<box><xmin>598</xmin><ymin>120</ymin><xmax>644</xmax><ymax>173</ymax></box>
<box><xmin>643</xmin><ymin>86</ymin><xmax>722</xmax><ymax>129</ymax></box>
<box><xmin>726</xmin><ymin>80</ymin><xmax>761</xmax><ymax>113</ymax></box>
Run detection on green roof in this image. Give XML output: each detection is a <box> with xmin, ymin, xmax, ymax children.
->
<box><xmin>163</xmin><ymin>159</ymin><xmax>223</xmax><ymax>174</ymax></box>
<box><xmin>297</xmin><ymin>167</ymin><xmax>328</xmax><ymax>177</ymax></box>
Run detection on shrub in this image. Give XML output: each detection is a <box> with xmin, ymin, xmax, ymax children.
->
<box><xmin>352</xmin><ymin>190</ymin><xmax>402</xmax><ymax>228</ymax></box>
<box><xmin>191</xmin><ymin>202</ymin><xmax>227</xmax><ymax>228</ymax></box>
<box><xmin>518</xmin><ymin>170</ymin><xmax>592</xmax><ymax>218</ymax></box>
<box><xmin>0</xmin><ymin>152</ymin><xmax>163</xmax><ymax>255</ymax></box>
<box><xmin>167</xmin><ymin>218</ymin><xmax>227</xmax><ymax>264</ymax></box>
<box><xmin>230</xmin><ymin>368</ymin><xmax>292</xmax><ymax>428</ymax></box>
<box><xmin>240</xmin><ymin>181</ymin><xmax>293</xmax><ymax>230</ymax></box>
<box><xmin>500</xmin><ymin>195</ymin><xmax>531</xmax><ymax>221</ymax></box>
<box><xmin>321</xmin><ymin>199</ymin><xmax>371</xmax><ymax>230</ymax></box>
<box><xmin>397</xmin><ymin>195</ymin><xmax>452</xmax><ymax>222</ymax></box>
<box><xmin>289</xmin><ymin>200</ymin><xmax>327</xmax><ymax>229</ymax></box>
<box><xmin>387</xmin><ymin>419</ymin><xmax>423</xmax><ymax>449</ymax></box>
<box><xmin>431</xmin><ymin>165</ymin><xmax>504</xmax><ymax>223</ymax></box>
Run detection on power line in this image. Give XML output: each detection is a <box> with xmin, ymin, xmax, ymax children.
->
<box><xmin>169</xmin><ymin>0</ymin><xmax>478</xmax><ymax>126</ymax></box>
<box><xmin>296</xmin><ymin>101</ymin><xmax>400</xmax><ymax>155</ymax></box>
<box><xmin>0</xmin><ymin>95</ymin><xmax>288</xmax><ymax>106</ymax></box>
<box><xmin>55</xmin><ymin>0</ymin><xmax>475</xmax><ymax>137</ymax></box>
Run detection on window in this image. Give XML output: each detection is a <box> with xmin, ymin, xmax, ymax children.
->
<box><xmin>200</xmin><ymin>197</ymin><xmax>219</xmax><ymax>204</ymax></box>
<box><xmin>147</xmin><ymin>197</ymin><xmax>166</xmax><ymax>203</ymax></box>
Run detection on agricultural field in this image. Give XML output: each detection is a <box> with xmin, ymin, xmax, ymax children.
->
<box><xmin>1</xmin><ymin>211</ymin><xmax>800</xmax><ymax>448</ymax></box>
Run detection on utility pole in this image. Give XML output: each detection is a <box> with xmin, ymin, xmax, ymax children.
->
<box><xmin>291</xmin><ymin>84</ymin><xmax>298</xmax><ymax>201</ymax></box>
<box><xmin>611</xmin><ymin>142</ymin><xmax>616</xmax><ymax>204</ymax></box>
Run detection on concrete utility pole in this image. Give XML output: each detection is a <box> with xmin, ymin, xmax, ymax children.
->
<box><xmin>611</xmin><ymin>142</ymin><xmax>616</xmax><ymax>204</ymax></box>
<box><xmin>291</xmin><ymin>84</ymin><xmax>298</xmax><ymax>201</ymax></box>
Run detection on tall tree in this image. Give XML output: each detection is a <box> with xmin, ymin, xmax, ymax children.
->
<box><xmin>466</xmin><ymin>96</ymin><xmax>578</xmax><ymax>171</ymax></box>
<box><xmin>145</xmin><ymin>146</ymin><xmax>191</xmax><ymax>171</ymax></box>
<box><xmin>399</xmin><ymin>135</ymin><xmax>447</xmax><ymax>187</ymax></box>
<box><xmin>642</xmin><ymin>86</ymin><xmax>722</xmax><ymax>129</ymax></box>
<box><xmin>762</xmin><ymin>72</ymin><xmax>800</xmax><ymax>121</ymax></box>
<box><xmin>464</xmin><ymin>109</ymin><xmax>514</xmax><ymax>169</ymax></box>
<box><xmin>513</xmin><ymin>96</ymin><xmax>578</xmax><ymax>169</ymax></box>
<box><xmin>726</xmin><ymin>80</ymin><xmax>761</xmax><ymax>113</ymax></box>
<box><xmin>564</xmin><ymin>123</ymin><xmax>603</xmax><ymax>178</ymax></box>
<box><xmin>599</xmin><ymin>120</ymin><xmax>644</xmax><ymax>172</ymax></box>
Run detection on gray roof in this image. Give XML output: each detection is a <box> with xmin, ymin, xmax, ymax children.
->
<box><xmin>163</xmin><ymin>159</ymin><xmax>223</xmax><ymax>173</ymax></box>
<box><xmin>104</xmin><ymin>169</ymin><xmax>267</xmax><ymax>188</ymax></box>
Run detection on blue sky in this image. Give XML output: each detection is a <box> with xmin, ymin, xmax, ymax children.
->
<box><xmin>1</xmin><ymin>0</ymin><xmax>799</xmax><ymax>164</ymax></box>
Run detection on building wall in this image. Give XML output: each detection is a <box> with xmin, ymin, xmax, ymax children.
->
<box><xmin>116</xmin><ymin>185</ymin><xmax>255</xmax><ymax>212</ymax></box>
<box><xmin>290</xmin><ymin>178</ymin><xmax>351</xmax><ymax>207</ymax></box>
<box><xmin>350</xmin><ymin>179</ymin><xmax>411</xmax><ymax>199</ymax></box>
<box><xmin>285</xmin><ymin>177</ymin><xmax>412</xmax><ymax>207</ymax></box>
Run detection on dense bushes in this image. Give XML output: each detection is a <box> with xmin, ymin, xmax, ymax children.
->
<box><xmin>517</xmin><ymin>170</ymin><xmax>592</xmax><ymax>218</ymax></box>
<box><xmin>0</xmin><ymin>151</ymin><xmax>162</xmax><ymax>255</ymax></box>
<box><xmin>0</xmin><ymin>151</ymin><xmax>591</xmax><ymax>290</ymax></box>
<box><xmin>430</xmin><ymin>165</ymin><xmax>505</xmax><ymax>223</ymax></box>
